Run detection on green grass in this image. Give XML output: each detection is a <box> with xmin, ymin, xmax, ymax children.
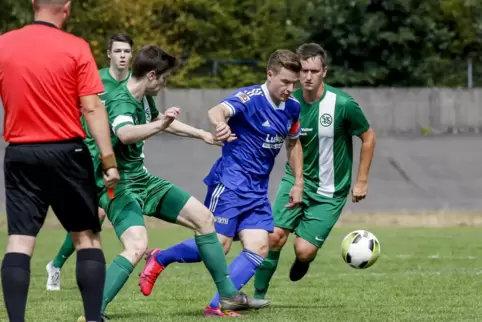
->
<box><xmin>1</xmin><ymin>224</ymin><xmax>482</xmax><ymax>321</ymax></box>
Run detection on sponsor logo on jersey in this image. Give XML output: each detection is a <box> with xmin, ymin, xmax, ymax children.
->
<box><xmin>262</xmin><ymin>134</ymin><xmax>284</xmax><ymax>149</ymax></box>
<box><xmin>320</xmin><ymin>113</ymin><xmax>333</xmax><ymax>127</ymax></box>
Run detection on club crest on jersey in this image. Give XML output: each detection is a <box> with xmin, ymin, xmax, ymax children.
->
<box><xmin>320</xmin><ymin>113</ymin><xmax>333</xmax><ymax>127</ymax></box>
<box><xmin>235</xmin><ymin>91</ymin><xmax>250</xmax><ymax>103</ymax></box>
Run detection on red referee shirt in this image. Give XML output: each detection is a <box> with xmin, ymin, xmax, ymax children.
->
<box><xmin>0</xmin><ymin>21</ymin><xmax>104</xmax><ymax>143</ymax></box>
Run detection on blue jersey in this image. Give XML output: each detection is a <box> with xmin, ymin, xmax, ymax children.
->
<box><xmin>204</xmin><ymin>83</ymin><xmax>301</xmax><ymax>198</ymax></box>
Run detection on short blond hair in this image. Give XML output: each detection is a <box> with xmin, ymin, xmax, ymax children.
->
<box><xmin>267</xmin><ymin>49</ymin><xmax>301</xmax><ymax>74</ymax></box>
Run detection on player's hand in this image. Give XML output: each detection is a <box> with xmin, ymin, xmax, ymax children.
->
<box><xmin>161</xmin><ymin>107</ymin><xmax>180</xmax><ymax>128</ymax></box>
<box><xmin>285</xmin><ymin>183</ymin><xmax>303</xmax><ymax>209</ymax></box>
<box><xmin>199</xmin><ymin>130</ymin><xmax>223</xmax><ymax>146</ymax></box>
<box><xmin>103</xmin><ymin>167</ymin><xmax>120</xmax><ymax>189</ymax></box>
<box><xmin>214</xmin><ymin>122</ymin><xmax>235</xmax><ymax>141</ymax></box>
<box><xmin>352</xmin><ymin>180</ymin><xmax>367</xmax><ymax>203</ymax></box>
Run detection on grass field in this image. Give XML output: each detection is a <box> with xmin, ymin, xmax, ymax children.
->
<box><xmin>1</xmin><ymin>213</ymin><xmax>482</xmax><ymax>321</ymax></box>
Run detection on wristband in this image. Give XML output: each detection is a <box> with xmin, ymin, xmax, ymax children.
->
<box><xmin>100</xmin><ymin>154</ymin><xmax>117</xmax><ymax>170</ymax></box>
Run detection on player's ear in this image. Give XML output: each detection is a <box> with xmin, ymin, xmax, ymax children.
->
<box><xmin>267</xmin><ymin>70</ymin><xmax>273</xmax><ymax>81</ymax></box>
<box><xmin>322</xmin><ymin>66</ymin><xmax>328</xmax><ymax>78</ymax></box>
<box><xmin>107</xmin><ymin>50</ymin><xmax>111</xmax><ymax>59</ymax></box>
<box><xmin>146</xmin><ymin>71</ymin><xmax>156</xmax><ymax>81</ymax></box>
<box><xmin>64</xmin><ymin>1</ymin><xmax>71</xmax><ymax>14</ymax></box>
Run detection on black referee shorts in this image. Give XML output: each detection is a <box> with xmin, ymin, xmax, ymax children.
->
<box><xmin>3</xmin><ymin>138</ymin><xmax>102</xmax><ymax>237</ymax></box>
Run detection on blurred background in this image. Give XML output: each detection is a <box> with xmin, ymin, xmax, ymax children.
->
<box><xmin>1</xmin><ymin>0</ymin><xmax>482</xmax><ymax>217</ymax></box>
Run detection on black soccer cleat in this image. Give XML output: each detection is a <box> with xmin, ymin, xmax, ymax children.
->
<box><xmin>289</xmin><ymin>258</ymin><xmax>311</xmax><ymax>282</ymax></box>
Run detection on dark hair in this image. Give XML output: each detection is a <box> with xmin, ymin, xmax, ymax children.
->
<box><xmin>131</xmin><ymin>45</ymin><xmax>178</xmax><ymax>79</ymax></box>
<box><xmin>267</xmin><ymin>49</ymin><xmax>301</xmax><ymax>74</ymax></box>
<box><xmin>107</xmin><ymin>33</ymin><xmax>134</xmax><ymax>51</ymax></box>
<box><xmin>296</xmin><ymin>43</ymin><xmax>328</xmax><ymax>67</ymax></box>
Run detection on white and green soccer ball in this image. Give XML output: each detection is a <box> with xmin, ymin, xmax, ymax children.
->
<box><xmin>341</xmin><ymin>230</ymin><xmax>380</xmax><ymax>269</ymax></box>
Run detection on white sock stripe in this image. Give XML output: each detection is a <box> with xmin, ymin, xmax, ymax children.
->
<box><xmin>245</xmin><ymin>252</ymin><xmax>264</xmax><ymax>265</ymax></box>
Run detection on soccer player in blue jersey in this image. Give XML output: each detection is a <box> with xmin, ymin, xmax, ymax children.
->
<box><xmin>139</xmin><ymin>49</ymin><xmax>304</xmax><ymax>317</ymax></box>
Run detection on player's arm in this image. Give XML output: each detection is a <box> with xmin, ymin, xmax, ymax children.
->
<box><xmin>347</xmin><ymin>98</ymin><xmax>376</xmax><ymax>202</ymax></box>
<box><xmin>356</xmin><ymin>127</ymin><xmax>376</xmax><ymax>184</ymax></box>
<box><xmin>286</xmin><ymin>120</ymin><xmax>304</xmax><ymax>188</ymax></box>
<box><xmin>115</xmin><ymin>108</ymin><xmax>179</xmax><ymax>145</ymax></box>
<box><xmin>207</xmin><ymin>92</ymin><xmax>248</xmax><ymax>141</ymax></box>
<box><xmin>152</xmin><ymin>114</ymin><xmax>204</xmax><ymax>138</ymax></box>
<box><xmin>76</xmin><ymin>41</ymin><xmax>117</xmax><ymax>180</ymax></box>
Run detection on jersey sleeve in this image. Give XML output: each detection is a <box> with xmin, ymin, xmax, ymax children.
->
<box><xmin>145</xmin><ymin>96</ymin><xmax>159</xmax><ymax>120</ymax></box>
<box><xmin>288</xmin><ymin>101</ymin><xmax>301</xmax><ymax>139</ymax></box>
<box><xmin>109</xmin><ymin>101</ymin><xmax>136</xmax><ymax>135</ymax></box>
<box><xmin>76</xmin><ymin>41</ymin><xmax>104</xmax><ymax>97</ymax></box>
<box><xmin>288</xmin><ymin>120</ymin><xmax>301</xmax><ymax>139</ymax></box>
<box><xmin>220</xmin><ymin>90</ymin><xmax>251</xmax><ymax>116</ymax></box>
<box><xmin>344</xmin><ymin>98</ymin><xmax>370</xmax><ymax>136</ymax></box>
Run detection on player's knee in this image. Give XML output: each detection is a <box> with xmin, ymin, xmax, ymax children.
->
<box><xmin>70</xmin><ymin>230</ymin><xmax>101</xmax><ymax>250</ymax></box>
<box><xmin>176</xmin><ymin>198</ymin><xmax>215</xmax><ymax>235</ymax></box>
<box><xmin>241</xmin><ymin>233</ymin><xmax>269</xmax><ymax>258</ymax></box>
<box><xmin>6</xmin><ymin>235</ymin><xmax>36</xmax><ymax>256</ymax></box>
<box><xmin>269</xmin><ymin>228</ymin><xmax>289</xmax><ymax>250</ymax></box>
<box><xmin>120</xmin><ymin>227</ymin><xmax>148</xmax><ymax>264</ymax></box>
<box><xmin>294</xmin><ymin>238</ymin><xmax>318</xmax><ymax>263</ymax></box>
<box><xmin>123</xmin><ymin>238</ymin><xmax>148</xmax><ymax>264</ymax></box>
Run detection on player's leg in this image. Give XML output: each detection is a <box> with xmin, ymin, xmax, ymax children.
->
<box><xmin>206</xmin><ymin>199</ymin><xmax>274</xmax><ymax>312</ymax></box>
<box><xmin>253</xmin><ymin>179</ymin><xmax>304</xmax><ymax>299</ymax></box>
<box><xmin>289</xmin><ymin>198</ymin><xmax>347</xmax><ymax>282</ymax></box>
<box><xmin>98</xmin><ymin>196</ymin><xmax>147</xmax><ymax>316</ymax></box>
<box><xmin>2</xmin><ymin>145</ymin><xmax>50</xmax><ymax>322</ymax></box>
<box><xmin>140</xmin><ymin>182</ymin><xmax>254</xmax><ymax>312</ymax></box>
<box><xmin>47</xmin><ymin>208</ymin><xmax>106</xmax><ymax>291</ymax></box>
<box><xmin>47</xmin><ymin>141</ymin><xmax>107</xmax><ymax>322</ymax></box>
<box><xmin>147</xmin><ymin>183</ymin><xmax>234</xmax><ymax>271</ymax></box>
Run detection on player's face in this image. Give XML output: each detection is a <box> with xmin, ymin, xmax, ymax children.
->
<box><xmin>108</xmin><ymin>41</ymin><xmax>133</xmax><ymax>71</ymax></box>
<box><xmin>300</xmin><ymin>56</ymin><xmax>327</xmax><ymax>92</ymax></box>
<box><xmin>145</xmin><ymin>71</ymin><xmax>170</xmax><ymax>95</ymax></box>
<box><xmin>267</xmin><ymin>67</ymin><xmax>299</xmax><ymax>102</ymax></box>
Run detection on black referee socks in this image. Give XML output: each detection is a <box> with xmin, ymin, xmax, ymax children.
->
<box><xmin>76</xmin><ymin>248</ymin><xmax>106</xmax><ymax>322</ymax></box>
<box><xmin>1</xmin><ymin>252</ymin><xmax>31</xmax><ymax>322</ymax></box>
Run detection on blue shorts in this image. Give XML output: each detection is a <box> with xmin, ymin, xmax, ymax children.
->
<box><xmin>204</xmin><ymin>184</ymin><xmax>274</xmax><ymax>238</ymax></box>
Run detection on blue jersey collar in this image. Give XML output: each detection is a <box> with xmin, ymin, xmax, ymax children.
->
<box><xmin>261</xmin><ymin>83</ymin><xmax>285</xmax><ymax>111</ymax></box>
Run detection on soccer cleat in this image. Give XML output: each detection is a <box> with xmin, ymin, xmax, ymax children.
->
<box><xmin>246</xmin><ymin>297</ymin><xmax>271</xmax><ymax>310</ymax></box>
<box><xmin>289</xmin><ymin>258</ymin><xmax>310</xmax><ymax>282</ymax></box>
<box><xmin>204</xmin><ymin>306</ymin><xmax>242</xmax><ymax>317</ymax></box>
<box><xmin>46</xmin><ymin>261</ymin><xmax>61</xmax><ymax>291</ymax></box>
<box><xmin>219</xmin><ymin>292</ymin><xmax>269</xmax><ymax>311</ymax></box>
<box><xmin>139</xmin><ymin>248</ymin><xmax>165</xmax><ymax>296</ymax></box>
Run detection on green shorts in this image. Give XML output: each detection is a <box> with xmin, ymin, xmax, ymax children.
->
<box><xmin>99</xmin><ymin>171</ymin><xmax>191</xmax><ymax>238</ymax></box>
<box><xmin>273</xmin><ymin>178</ymin><xmax>347</xmax><ymax>248</ymax></box>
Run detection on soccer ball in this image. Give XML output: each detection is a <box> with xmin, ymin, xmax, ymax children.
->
<box><xmin>341</xmin><ymin>230</ymin><xmax>380</xmax><ymax>269</ymax></box>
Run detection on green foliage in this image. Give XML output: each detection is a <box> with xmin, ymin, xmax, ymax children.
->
<box><xmin>0</xmin><ymin>0</ymin><xmax>480</xmax><ymax>87</ymax></box>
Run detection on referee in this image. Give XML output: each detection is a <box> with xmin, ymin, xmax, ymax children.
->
<box><xmin>0</xmin><ymin>1</ymin><xmax>119</xmax><ymax>322</ymax></box>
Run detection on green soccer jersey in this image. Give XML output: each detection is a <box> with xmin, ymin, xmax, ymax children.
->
<box><xmin>103</xmin><ymin>84</ymin><xmax>160</xmax><ymax>176</ymax></box>
<box><xmin>98</xmin><ymin>67</ymin><xmax>131</xmax><ymax>104</ymax></box>
<box><xmin>82</xmin><ymin>68</ymin><xmax>131</xmax><ymax>152</ymax></box>
<box><xmin>283</xmin><ymin>84</ymin><xmax>370</xmax><ymax>200</ymax></box>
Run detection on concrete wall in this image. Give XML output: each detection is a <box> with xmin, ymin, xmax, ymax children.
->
<box><xmin>156</xmin><ymin>88</ymin><xmax>482</xmax><ymax>135</ymax></box>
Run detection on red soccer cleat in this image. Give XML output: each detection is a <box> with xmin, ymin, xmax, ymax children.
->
<box><xmin>204</xmin><ymin>306</ymin><xmax>242</xmax><ymax>317</ymax></box>
<box><xmin>139</xmin><ymin>248</ymin><xmax>165</xmax><ymax>296</ymax></box>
